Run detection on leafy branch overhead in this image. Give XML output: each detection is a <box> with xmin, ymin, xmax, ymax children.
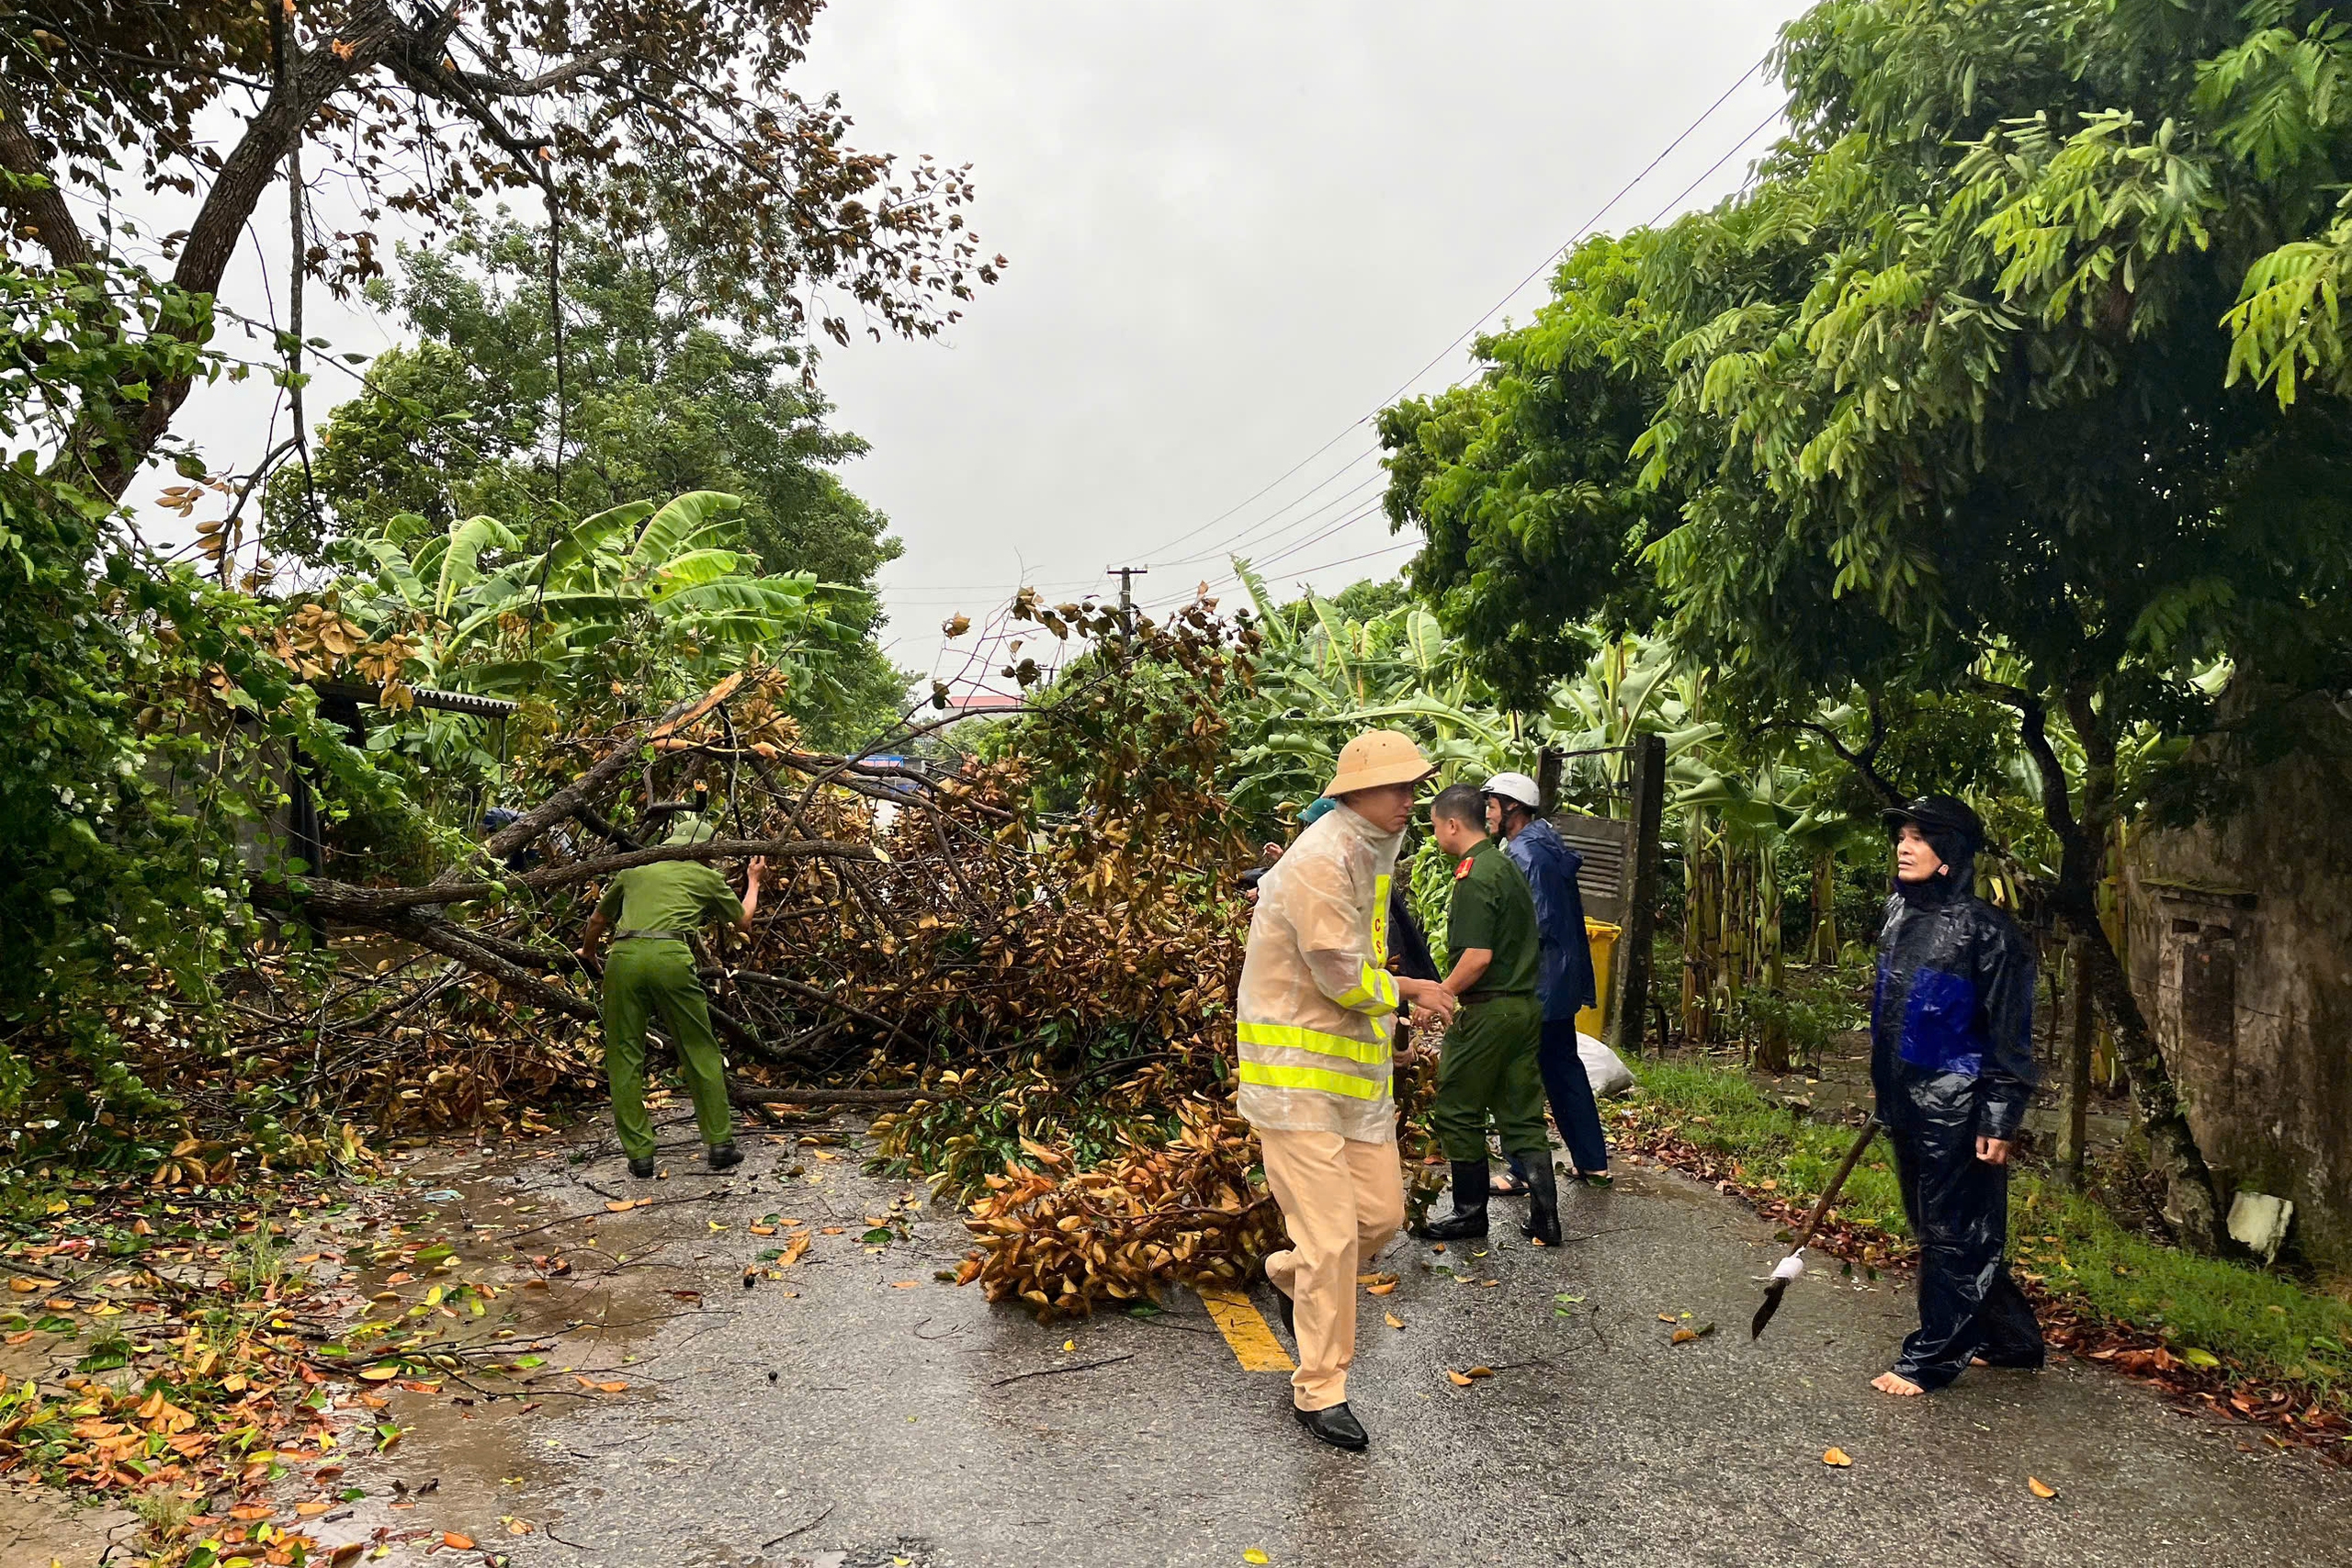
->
<box><xmin>5</xmin><ymin>0</ymin><xmax>1003</xmax><ymax>496</ymax></box>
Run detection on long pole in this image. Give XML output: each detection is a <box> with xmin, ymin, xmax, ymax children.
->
<box><xmin>1106</xmin><ymin>565</ymin><xmax>1148</xmax><ymax>637</ymax></box>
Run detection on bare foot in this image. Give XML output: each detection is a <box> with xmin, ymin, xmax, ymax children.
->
<box><xmin>1871</xmin><ymin>1371</ymin><xmax>1925</xmax><ymax>1397</ymax></box>
<box><xmin>1972</xmin><ymin>1357</ymin><xmax>1989</xmax><ymax>1367</ymax></box>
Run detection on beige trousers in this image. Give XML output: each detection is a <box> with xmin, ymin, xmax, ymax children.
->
<box><xmin>1258</xmin><ymin>1126</ymin><xmax>1405</xmax><ymax>1412</ymax></box>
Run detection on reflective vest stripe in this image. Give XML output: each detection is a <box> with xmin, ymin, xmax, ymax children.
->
<box><xmin>1236</xmin><ymin>1059</ymin><xmax>1389</xmax><ymax>1100</ymax></box>
<box><xmin>1236</xmin><ymin>1020</ymin><xmax>1390</xmax><ymax>1066</ymax></box>
<box><xmin>1332</xmin><ymin>962</ymin><xmax>1399</xmax><ymax>1013</ymax></box>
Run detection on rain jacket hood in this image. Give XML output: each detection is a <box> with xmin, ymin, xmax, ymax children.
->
<box><xmin>1235</xmin><ymin>802</ymin><xmax>1407</xmax><ymax>1142</ymax></box>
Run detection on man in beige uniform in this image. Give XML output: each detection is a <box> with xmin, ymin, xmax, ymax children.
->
<box><xmin>1238</xmin><ymin>730</ymin><xmax>1456</xmax><ymax>1450</ymax></box>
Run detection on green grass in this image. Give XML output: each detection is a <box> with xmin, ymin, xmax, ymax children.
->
<box><xmin>1625</xmin><ymin>1057</ymin><xmax>2352</xmax><ymax>1401</ymax></box>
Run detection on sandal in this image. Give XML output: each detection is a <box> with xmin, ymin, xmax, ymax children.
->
<box><xmin>1488</xmin><ymin>1171</ymin><xmax>1529</xmax><ymax>1198</ymax></box>
<box><xmin>1580</xmin><ymin>1171</ymin><xmax>1613</xmax><ymax>1190</ymax></box>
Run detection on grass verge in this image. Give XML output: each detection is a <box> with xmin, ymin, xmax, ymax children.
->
<box><xmin>1619</xmin><ymin>1055</ymin><xmax>2352</xmax><ymax>1447</ymax></box>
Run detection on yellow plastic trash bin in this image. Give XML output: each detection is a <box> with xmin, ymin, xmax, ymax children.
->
<box><xmin>1577</xmin><ymin>919</ymin><xmax>1621</xmax><ymax>1039</ymax></box>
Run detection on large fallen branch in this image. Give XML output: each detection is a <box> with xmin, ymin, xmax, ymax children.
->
<box><xmin>300</xmin><ymin>836</ymin><xmax>877</xmax><ymax>916</ymax></box>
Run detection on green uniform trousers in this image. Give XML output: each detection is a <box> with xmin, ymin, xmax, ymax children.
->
<box><xmin>1430</xmin><ymin>992</ymin><xmax>1546</xmax><ymax>1163</ymax></box>
<box><xmin>600</xmin><ymin>938</ymin><xmax>733</xmax><ymax>1163</ymax></box>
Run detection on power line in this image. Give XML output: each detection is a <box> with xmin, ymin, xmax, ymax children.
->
<box><xmin>887</xmin><ymin>52</ymin><xmax>1782</xmax><ymax>631</ymax></box>
<box><xmin>1115</xmin><ymin>51</ymin><xmax>1770</xmax><ymax>571</ymax></box>
<box><xmin>1643</xmin><ymin>107</ymin><xmax>1781</xmax><ymax>226</ymax></box>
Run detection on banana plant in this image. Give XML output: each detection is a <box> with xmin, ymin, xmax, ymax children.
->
<box><xmin>339</xmin><ymin>491</ymin><xmax>857</xmax><ymax>703</ymax></box>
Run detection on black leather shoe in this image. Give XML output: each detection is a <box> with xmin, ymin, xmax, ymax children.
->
<box><xmin>1294</xmin><ymin>1401</ymin><xmax>1368</xmax><ymax>1451</ymax></box>
<box><xmin>1521</xmin><ymin>1160</ymin><xmax>1563</xmax><ymax>1247</ymax></box>
<box><xmin>628</xmin><ymin>1156</ymin><xmax>656</xmax><ymax>1179</ymax></box>
<box><xmin>707</xmin><ymin>1142</ymin><xmax>744</xmax><ymax>1172</ymax></box>
<box><xmin>1414</xmin><ymin>1159</ymin><xmax>1490</xmax><ymax>1240</ymax></box>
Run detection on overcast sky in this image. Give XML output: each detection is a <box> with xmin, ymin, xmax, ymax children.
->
<box><xmin>153</xmin><ymin>2</ymin><xmax>1808</xmax><ymax>689</ymax></box>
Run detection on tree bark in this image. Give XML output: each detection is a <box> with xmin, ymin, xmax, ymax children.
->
<box><xmin>2000</xmin><ymin>683</ymin><xmax>2223</xmax><ymax>1252</ymax></box>
<box><xmin>2055</xmin><ymin>932</ymin><xmax>2094</xmax><ymax>1186</ymax></box>
<box><xmin>75</xmin><ymin>4</ymin><xmax>401</xmax><ymax>500</ymax></box>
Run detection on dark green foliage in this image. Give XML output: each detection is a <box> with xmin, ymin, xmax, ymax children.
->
<box><xmin>1379</xmin><ymin>237</ymin><xmax>1675</xmax><ymax>708</ymax></box>
<box><xmin>266</xmin><ymin>208</ymin><xmax>913</xmax><ymax>748</ymax></box>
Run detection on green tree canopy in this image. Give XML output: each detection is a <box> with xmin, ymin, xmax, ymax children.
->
<box><xmin>268</xmin><ymin>209</ymin><xmax>902</xmax><ymax>590</ymax></box>
<box><xmin>268</xmin><ymin>209</ymin><xmax>913</xmax><ymax>745</ymax></box>
<box><xmin>1384</xmin><ymin>0</ymin><xmax>2352</xmax><ymax>1251</ymax></box>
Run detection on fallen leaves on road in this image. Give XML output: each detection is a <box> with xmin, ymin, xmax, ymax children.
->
<box><xmin>1670</xmin><ymin>1322</ymin><xmax>1717</xmax><ymax>1346</ymax></box>
<box><xmin>1822</xmin><ymin>1447</ymin><xmax>1853</xmax><ymax>1467</ymax></box>
<box><xmin>1364</xmin><ymin>1280</ymin><xmax>1396</xmax><ymax>1296</ymax></box>
<box><xmin>958</xmin><ymin>1103</ymin><xmax>1284</xmax><ymax>1321</ymax></box>
<box><xmin>443</xmin><ymin>1531</ymin><xmax>476</xmax><ymax>1550</ymax></box>
<box><xmin>1385</xmin><ymin>1313</ymin><xmax>1404</xmax><ymax>1330</ymax></box>
<box><xmin>2029</xmin><ymin>1476</ymin><xmax>2057</xmax><ymax>1498</ymax></box>
<box><xmin>1245</xmin><ymin>1551</ymin><xmax>1271</xmax><ymax>1565</ymax></box>
<box><xmin>1446</xmin><ymin>1365</ymin><xmax>1497</xmax><ymax>1386</ymax></box>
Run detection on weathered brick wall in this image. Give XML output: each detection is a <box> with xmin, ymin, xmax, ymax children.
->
<box><xmin>2124</xmin><ymin>696</ymin><xmax>2352</xmax><ymax>1276</ymax></box>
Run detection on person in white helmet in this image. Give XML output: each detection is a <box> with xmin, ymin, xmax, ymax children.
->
<box><xmin>1235</xmin><ymin>729</ymin><xmax>1456</xmax><ymax>1451</ymax></box>
<box><xmin>1482</xmin><ymin>772</ymin><xmax>1611</xmax><ymax>1190</ymax></box>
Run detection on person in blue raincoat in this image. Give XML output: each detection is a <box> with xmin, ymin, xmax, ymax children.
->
<box><xmin>1871</xmin><ymin>795</ymin><xmax>2045</xmax><ymax>1396</ymax></box>
<box><xmin>1482</xmin><ymin>773</ymin><xmax>1611</xmax><ymax>1194</ymax></box>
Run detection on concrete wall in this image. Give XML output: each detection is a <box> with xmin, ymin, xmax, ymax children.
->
<box><xmin>2123</xmin><ymin>696</ymin><xmax>2352</xmax><ymax>1274</ymax></box>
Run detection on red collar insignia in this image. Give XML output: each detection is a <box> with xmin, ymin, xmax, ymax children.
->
<box><xmin>1454</xmin><ymin>856</ymin><xmax>1475</xmax><ymax>880</ymax></box>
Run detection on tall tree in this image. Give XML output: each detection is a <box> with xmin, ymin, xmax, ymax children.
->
<box><xmin>4</xmin><ymin>0</ymin><xmax>1001</xmax><ymax>500</ymax></box>
<box><xmin>268</xmin><ymin>209</ymin><xmax>899</xmax><ymax>582</ymax></box>
<box><xmin>1386</xmin><ymin>0</ymin><xmax>2352</xmax><ymax>1253</ymax></box>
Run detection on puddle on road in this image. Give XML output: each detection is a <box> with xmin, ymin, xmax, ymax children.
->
<box><xmin>301</xmin><ymin>1120</ymin><xmax>925</xmax><ymax>1560</ymax></box>
<box><xmin>310</xmin><ymin>1141</ymin><xmax>742</xmax><ymax>1557</ymax></box>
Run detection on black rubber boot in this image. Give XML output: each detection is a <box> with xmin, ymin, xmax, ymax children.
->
<box><xmin>1273</xmin><ymin>1281</ymin><xmax>1296</xmax><ymax>1344</ymax></box>
<box><xmin>1521</xmin><ymin>1159</ymin><xmax>1562</xmax><ymax>1247</ymax></box>
<box><xmin>627</xmin><ymin>1156</ymin><xmax>656</xmax><ymax>1180</ymax></box>
<box><xmin>1414</xmin><ymin>1161</ymin><xmax>1490</xmax><ymax>1240</ymax></box>
<box><xmin>707</xmin><ymin>1141</ymin><xmax>744</xmax><ymax>1173</ymax></box>
<box><xmin>1294</xmin><ymin>1401</ymin><xmax>1369</xmax><ymax>1451</ymax></box>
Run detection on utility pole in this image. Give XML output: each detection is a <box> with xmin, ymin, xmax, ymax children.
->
<box><xmin>1106</xmin><ymin>565</ymin><xmax>1148</xmax><ymax>637</ymax></box>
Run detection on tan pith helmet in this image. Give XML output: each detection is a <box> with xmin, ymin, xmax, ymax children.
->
<box><xmin>1326</xmin><ymin>728</ymin><xmax>1438</xmax><ymax>798</ymax></box>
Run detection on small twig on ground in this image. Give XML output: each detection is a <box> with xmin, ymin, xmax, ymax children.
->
<box><xmin>761</xmin><ymin>1502</ymin><xmax>835</xmax><ymax>1548</ymax></box>
<box><xmin>988</xmin><ymin>1352</ymin><xmax>1136</xmax><ymax>1388</ymax></box>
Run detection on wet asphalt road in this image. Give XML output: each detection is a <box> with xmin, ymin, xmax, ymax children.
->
<box><xmin>334</xmin><ymin>1123</ymin><xmax>2352</xmax><ymax>1568</ymax></box>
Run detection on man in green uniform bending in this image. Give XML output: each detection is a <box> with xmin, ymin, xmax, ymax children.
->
<box><xmin>1413</xmin><ymin>784</ymin><xmax>1560</xmax><ymax>1246</ymax></box>
<box><xmin>579</xmin><ymin>817</ymin><xmax>765</xmax><ymax>1178</ymax></box>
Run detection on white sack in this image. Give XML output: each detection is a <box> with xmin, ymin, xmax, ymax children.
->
<box><xmin>1577</xmin><ymin>1032</ymin><xmax>1635</xmax><ymax>1099</ymax></box>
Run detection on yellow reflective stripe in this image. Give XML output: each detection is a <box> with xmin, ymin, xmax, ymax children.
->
<box><xmin>1371</xmin><ymin>874</ymin><xmax>1392</xmax><ymax>967</ymax></box>
<box><xmin>1237</xmin><ymin>1021</ymin><xmax>1390</xmax><ymax>1065</ymax></box>
<box><xmin>1332</xmin><ymin>963</ymin><xmax>1398</xmax><ymax>1013</ymax></box>
<box><xmin>1237</xmin><ymin>1059</ymin><xmax>1388</xmax><ymax>1100</ymax></box>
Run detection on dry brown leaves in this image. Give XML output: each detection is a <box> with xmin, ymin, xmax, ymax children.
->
<box><xmin>958</xmin><ymin>1100</ymin><xmax>1283</xmax><ymax>1321</ymax></box>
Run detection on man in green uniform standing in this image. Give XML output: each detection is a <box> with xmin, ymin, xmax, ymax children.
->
<box><xmin>579</xmin><ymin>817</ymin><xmax>765</xmax><ymax>1179</ymax></box>
<box><xmin>1413</xmin><ymin>784</ymin><xmax>1561</xmax><ymax>1246</ymax></box>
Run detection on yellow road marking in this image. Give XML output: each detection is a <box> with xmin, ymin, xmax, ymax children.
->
<box><xmin>1197</xmin><ymin>1285</ymin><xmax>1295</xmax><ymax>1373</ymax></box>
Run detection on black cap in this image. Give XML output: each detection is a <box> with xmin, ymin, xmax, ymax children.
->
<box><xmin>1880</xmin><ymin>794</ymin><xmax>1985</xmax><ymax>852</ymax></box>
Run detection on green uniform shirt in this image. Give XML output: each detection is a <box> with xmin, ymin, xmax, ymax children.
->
<box><xmin>1445</xmin><ymin>836</ymin><xmax>1541</xmax><ymax>999</ymax></box>
<box><xmin>595</xmin><ymin>859</ymin><xmax>744</xmax><ymax>937</ymax></box>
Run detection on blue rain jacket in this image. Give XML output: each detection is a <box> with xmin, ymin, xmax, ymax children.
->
<box><xmin>1871</xmin><ymin>841</ymin><xmax>2045</xmax><ymax>1390</ymax></box>
<box><xmin>1502</xmin><ymin>818</ymin><xmax>1598</xmax><ymax>1024</ymax></box>
<box><xmin>1869</xmin><ymin>845</ymin><xmax>2037</xmax><ymax>1142</ymax></box>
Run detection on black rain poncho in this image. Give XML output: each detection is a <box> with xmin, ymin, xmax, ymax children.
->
<box><xmin>1871</xmin><ymin>840</ymin><xmax>2045</xmax><ymax>1389</ymax></box>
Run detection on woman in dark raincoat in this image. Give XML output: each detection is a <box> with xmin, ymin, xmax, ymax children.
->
<box><xmin>1871</xmin><ymin>795</ymin><xmax>2045</xmax><ymax>1396</ymax></box>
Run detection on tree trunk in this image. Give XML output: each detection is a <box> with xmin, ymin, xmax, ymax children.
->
<box><xmin>2055</xmin><ymin>932</ymin><xmax>2094</xmax><ymax>1186</ymax></box>
<box><xmin>2006</xmin><ymin>684</ymin><xmax>2223</xmax><ymax>1252</ymax></box>
<box><xmin>1808</xmin><ymin>852</ymin><xmax>1838</xmax><ymax>965</ymax></box>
